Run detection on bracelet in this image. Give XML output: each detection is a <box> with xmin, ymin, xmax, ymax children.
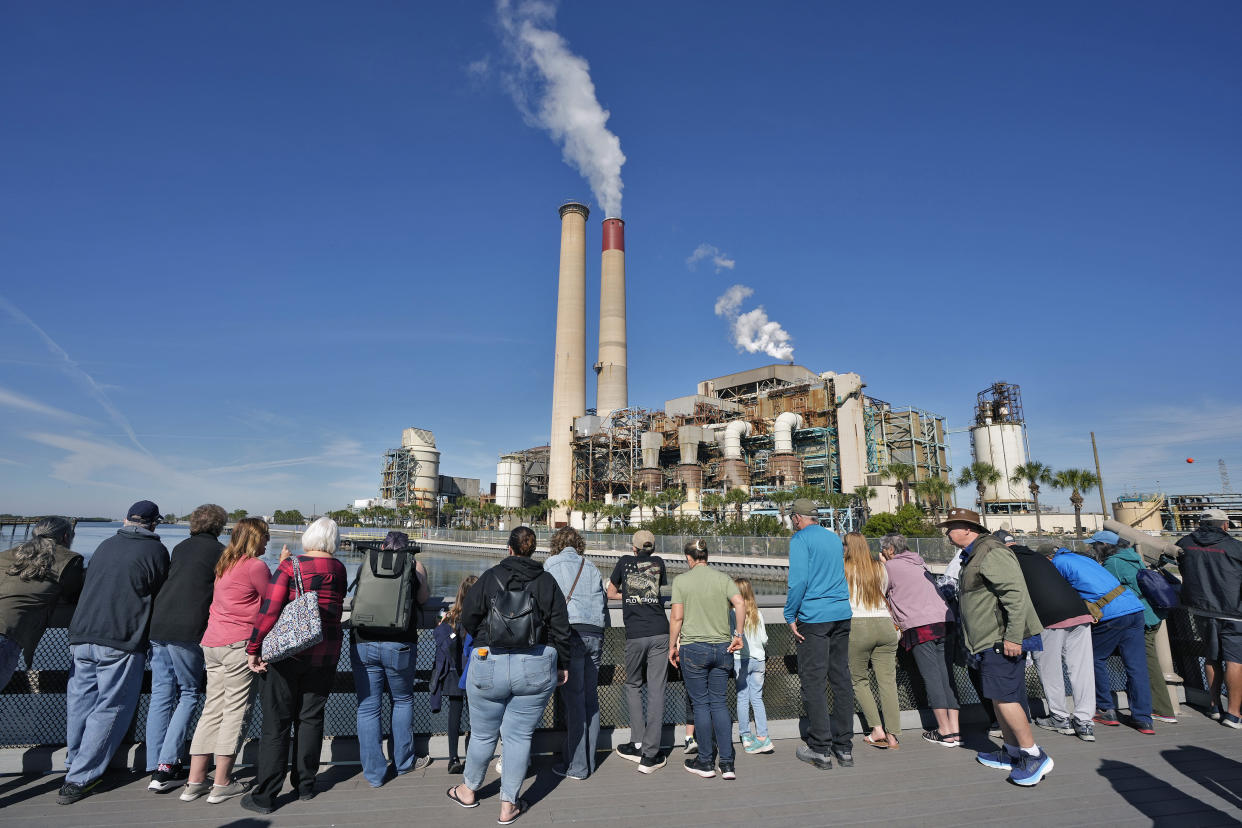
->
<box><xmin>732</xmin><ymin>633</ymin><xmax>743</xmax><ymax>638</ymax></box>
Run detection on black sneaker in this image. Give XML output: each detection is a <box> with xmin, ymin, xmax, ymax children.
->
<box><xmin>615</xmin><ymin>743</ymin><xmax>643</xmax><ymax>763</ymax></box>
<box><xmin>57</xmin><ymin>779</ymin><xmax>100</xmax><ymax>805</ymax></box>
<box><xmin>637</xmin><ymin>753</ymin><xmax>667</xmax><ymax>774</ymax></box>
<box><xmin>795</xmin><ymin>745</ymin><xmax>832</xmax><ymax>770</ymax></box>
<box><xmin>719</xmin><ymin>762</ymin><xmax>736</xmax><ymax>780</ymax></box>
<box><xmin>683</xmin><ymin>757</ymin><xmax>716</xmax><ymax>778</ymax></box>
<box><xmin>446</xmin><ymin>758</ymin><xmax>465</xmax><ymax>775</ymax></box>
<box><xmin>240</xmin><ymin>793</ymin><xmax>273</xmax><ymax>814</ymax></box>
<box><xmin>148</xmin><ymin>763</ymin><xmax>187</xmax><ymax>793</ymax></box>
<box><xmin>832</xmin><ymin>748</ymin><xmax>854</xmax><ymax>768</ymax></box>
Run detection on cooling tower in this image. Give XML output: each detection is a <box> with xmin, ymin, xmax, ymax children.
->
<box><xmin>548</xmin><ymin>202</ymin><xmax>590</xmax><ymax>523</ymax></box>
<box><xmin>595</xmin><ymin>218</ymin><xmax>628</xmax><ymax>420</ymax></box>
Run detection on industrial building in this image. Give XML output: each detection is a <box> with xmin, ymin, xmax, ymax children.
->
<box><xmin>1114</xmin><ymin>492</ymin><xmax>1242</xmax><ymax>533</ymax></box>
<box><xmin>375</xmin><ymin>427</ymin><xmax>479</xmax><ymax>511</ymax></box>
<box><xmin>494</xmin><ymin>201</ymin><xmax>952</xmax><ymax>527</ymax></box>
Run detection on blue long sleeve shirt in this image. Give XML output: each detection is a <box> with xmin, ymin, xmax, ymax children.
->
<box><xmin>783</xmin><ymin>524</ymin><xmax>851</xmax><ymax>624</ymax></box>
<box><xmin>1052</xmin><ymin>549</ymin><xmax>1145</xmax><ymax>622</ymax></box>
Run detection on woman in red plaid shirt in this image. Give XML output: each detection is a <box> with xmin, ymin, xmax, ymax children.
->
<box><xmin>240</xmin><ymin>517</ymin><xmax>347</xmax><ymax>815</ymax></box>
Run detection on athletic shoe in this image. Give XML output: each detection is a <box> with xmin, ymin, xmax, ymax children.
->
<box><xmin>795</xmin><ymin>745</ymin><xmax>832</xmax><ymax>770</ymax></box>
<box><xmin>1034</xmin><ymin>715</ymin><xmax>1074</xmax><ymax>735</ymax></box>
<box><xmin>719</xmin><ymin>762</ymin><xmax>736</xmax><ymax>780</ymax></box>
<box><xmin>637</xmin><ymin>753</ymin><xmax>667</xmax><ymax>774</ymax></box>
<box><xmin>750</xmin><ymin>735</ymin><xmax>774</xmax><ymax>754</ymax></box>
<box><xmin>832</xmin><ymin>748</ymin><xmax>854</xmax><ymax>768</ymax></box>
<box><xmin>1093</xmin><ymin>709</ymin><xmax>1121</xmax><ymax>726</ymax></box>
<box><xmin>410</xmin><ymin>755</ymin><xmax>432</xmax><ymax>772</ymax></box>
<box><xmin>1131</xmin><ymin>720</ymin><xmax>1156</xmax><ymax>735</ymax></box>
<box><xmin>179</xmin><ymin>781</ymin><xmax>211</xmax><ymax>802</ymax></box>
<box><xmin>1208</xmin><ymin>704</ymin><xmax>1223</xmax><ymax>721</ymax></box>
<box><xmin>976</xmin><ymin>749</ymin><xmax>1015</xmax><ymax>771</ymax></box>
<box><xmin>987</xmin><ymin>721</ymin><xmax>1003</xmax><ymax>738</ymax></box>
<box><xmin>922</xmin><ymin>730</ymin><xmax>960</xmax><ymax>747</ymax></box>
<box><xmin>239</xmin><ymin>793</ymin><xmax>273</xmax><ymax>815</ymax></box>
<box><xmin>551</xmin><ymin>764</ymin><xmax>587</xmax><ymax>780</ymax></box>
<box><xmin>57</xmin><ymin>779</ymin><xmax>100</xmax><ymax>805</ymax></box>
<box><xmin>1008</xmin><ymin>749</ymin><xmax>1054</xmax><ymax>787</ymax></box>
<box><xmin>206</xmin><ymin>779</ymin><xmax>250</xmax><ymax>804</ymax></box>
<box><xmin>148</xmin><ymin>763</ymin><xmax>187</xmax><ymax>792</ymax></box>
<box><xmin>1152</xmin><ymin>714</ymin><xmax>1178</xmax><ymax>723</ymax></box>
<box><xmin>1072</xmin><ymin>720</ymin><xmax>1096</xmax><ymax>742</ymax></box>
<box><xmin>615</xmin><ymin>743</ymin><xmax>643</xmax><ymax>763</ymax></box>
<box><xmin>740</xmin><ymin>733</ymin><xmax>756</xmax><ymax>753</ymax></box>
<box><xmin>494</xmin><ymin>757</ymin><xmax>502</xmax><ymax>774</ymax></box>
<box><xmin>683</xmin><ymin>736</ymin><xmax>698</xmax><ymax>756</ymax></box>
<box><xmin>1223</xmin><ymin>714</ymin><xmax>1242</xmax><ymax>730</ymax></box>
<box><xmin>683</xmin><ymin>758</ymin><xmax>716</xmax><ymax>778</ymax></box>
<box><xmin>446</xmin><ymin>758</ymin><xmax>465</xmax><ymax>775</ymax></box>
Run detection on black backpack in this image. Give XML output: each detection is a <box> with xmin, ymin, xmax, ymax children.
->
<box><xmin>485</xmin><ymin>571</ymin><xmax>542</xmax><ymax>649</ymax></box>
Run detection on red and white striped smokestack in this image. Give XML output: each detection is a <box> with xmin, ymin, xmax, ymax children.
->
<box><xmin>595</xmin><ymin>217</ymin><xmax>627</xmax><ymax>420</ymax></box>
<box><xmin>548</xmin><ymin>202</ymin><xmax>589</xmax><ymax>522</ymax></box>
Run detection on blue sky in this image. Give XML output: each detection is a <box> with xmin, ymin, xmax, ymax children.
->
<box><xmin>1</xmin><ymin>2</ymin><xmax>1238</xmax><ymax>517</ymax></box>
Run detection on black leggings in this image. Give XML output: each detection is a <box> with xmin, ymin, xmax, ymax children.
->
<box><xmin>447</xmin><ymin>695</ymin><xmax>465</xmax><ymax>760</ymax></box>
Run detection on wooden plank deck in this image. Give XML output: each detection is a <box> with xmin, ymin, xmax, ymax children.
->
<box><xmin>3</xmin><ymin>709</ymin><xmax>1240</xmax><ymax>827</ymax></box>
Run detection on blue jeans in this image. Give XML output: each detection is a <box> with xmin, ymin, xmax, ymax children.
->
<box><xmin>463</xmin><ymin>645</ymin><xmax>557</xmax><ymax>804</ymax></box>
<box><xmin>559</xmin><ymin>631</ymin><xmax>602</xmax><ymax>778</ymax></box>
<box><xmin>0</xmin><ymin>634</ymin><xmax>20</xmax><ymax>692</ymax></box>
<box><xmin>351</xmin><ymin>638</ymin><xmax>418</xmax><ymax>787</ymax></box>
<box><xmin>145</xmin><ymin>640</ymin><xmax>206</xmax><ymax>770</ymax></box>
<box><xmin>680</xmin><ymin>641</ymin><xmax>734</xmax><ymax>764</ymax></box>
<box><xmin>736</xmin><ymin>656</ymin><xmax>768</xmax><ymax>739</ymax></box>
<box><xmin>1092</xmin><ymin>611</ymin><xmax>1152</xmax><ymax>725</ymax></box>
<box><xmin>66</xmin><ymin>643</ymin><xmax>146</xmax><ymax>785</ymax></box>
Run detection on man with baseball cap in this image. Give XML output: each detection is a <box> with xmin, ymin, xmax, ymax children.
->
<box><xmin>606</xmin><ymin>529</ymin><xmax>670</xmax><ymax>771</ymax></box>
<box><xmin>60</xmin><ymin>500</ymin><xmax>170</xmax><ymax>804</ymax></box>
<box><xmin>1176</xmin><ymin>508</ymin><xmax>1242</xmax><ymax>727</ymax></box>
<box><xmin>783</xmin><ymin>498</ymin><xmax>853</xmax><ymax>770</ymax></box>
<box><xmin>939</xmin><ymin>508</ymin><xmax>1051</xmax><ymax>786</ymax></box>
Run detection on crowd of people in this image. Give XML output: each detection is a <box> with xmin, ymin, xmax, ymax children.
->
<box><xmin>0</xmin><ymin>497</ymin><xmax>1239</xmax><ymax>820</ymax></box>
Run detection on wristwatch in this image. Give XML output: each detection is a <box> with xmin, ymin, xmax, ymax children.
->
<box><xmin>732</xmin><ymin>632</ymin><xmax>743</xmax><ymax>639</ymax></box>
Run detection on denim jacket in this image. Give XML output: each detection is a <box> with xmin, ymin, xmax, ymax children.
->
<box><xmin>544</xmin><ymin>548</ymin><xmax>608</xmax><ymax>629</ymax></box>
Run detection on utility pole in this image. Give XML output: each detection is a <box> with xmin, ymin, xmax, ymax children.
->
<box><xmin>1091</xmin><ymin>432</ymin><xmax>1108</xmax><ymax>519</ymax></box>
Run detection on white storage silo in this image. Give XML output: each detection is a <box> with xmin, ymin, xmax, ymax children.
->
<box><xmin>496</xmin><ymin>454</ymin><xmax>525</xmax><ymax>509</ymax></box>
<box><xmin>968</xmin><ymin>382</ymin><xmax>1031</xmax><ymax>506</ymax></box>
<box><xmin>402</xmin><ymin>427</ymin><xmax>441</xmax><ymax>509</ymax></box>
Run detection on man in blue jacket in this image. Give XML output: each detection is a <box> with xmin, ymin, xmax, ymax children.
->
<box><xmin>784</xmin><ymin>498</ymin><xmax>852</xmax><ymax>770</ymax></box>
<box><xmin>1051</xmin><ymin>547</ymin><xmax>1153</xmax><ymax>734</ymax></box>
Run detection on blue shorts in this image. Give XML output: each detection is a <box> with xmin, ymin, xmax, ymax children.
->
<box><xmin>1205</xmin><ymin>618</ymin><xmax>1242</xmax><ymax>665</ymax></box>
<box><xmin>978</xmin><ymin>648</ymin><xmax>1027</xmax><ymax>704</ymax></box>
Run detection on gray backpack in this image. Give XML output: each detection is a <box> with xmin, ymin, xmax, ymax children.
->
<box><xmin>350</xmin><ymin>541</ymin><xmax>420</xmax><ymax>634</ymax></box>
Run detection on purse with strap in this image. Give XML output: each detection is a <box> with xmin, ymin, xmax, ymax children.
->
<box><xmin>564</xmin><ymin>555</ymin><xmax>587</xmax><ymax>602</ymax></box>
<box><xmin>261</xmin><ymin>556</ymin><xmax>324</xmax><ymax>663</ymax></box>
<box><xmin>1085</xmin><ymin>584</ymin><xmax>1127</xmax><ymax>624</ymax></box>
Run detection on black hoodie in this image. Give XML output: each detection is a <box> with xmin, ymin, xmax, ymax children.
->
<box><xmin>1177</xmin><ymin>523</ymin><xmax>1242</xmax><ymax>621</ymax></box>
<box><xmin>460</xmin><ymin>555</ymin><xmax>571</xmax><ymax>669</ymax></box>
<box><xmin>1012</xmin><ymin>544</ymin><xmax>1091</xmax><ymax>627</ymax></box>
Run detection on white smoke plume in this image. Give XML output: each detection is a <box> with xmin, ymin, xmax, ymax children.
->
<box><xmin>713</xmin><ymin>284</ymin><xmax>794</xmax><ymax>361</ymax></box>
<box><xmin>687</xmin><ymin>243</ymin><xmax>736</xmax><ymax>272</ymax></box>
<box><xmin>496</xmin><ymin>0</ymin><xmax>626</xmax><ymax>217</ymax></box>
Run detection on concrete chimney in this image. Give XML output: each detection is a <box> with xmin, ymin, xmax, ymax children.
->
<box><xmin>548</xmin><ymin>202</ymin><xmax>590</xmax><ymax>524</ymax></box>
<box><xmin>594</xmin><ymin>218</ymin><xmax>628</xmax><ymax>420</ymax></box>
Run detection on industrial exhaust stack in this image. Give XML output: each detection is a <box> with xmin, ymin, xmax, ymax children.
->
<box><xmin>548</xmin><ymin>202</ymin><xmax>590</xmax><ymax>525</ymax></box>
<box><xmin>595</xmin><ymin>218</ymin><xmax>628</xmax><ymax>420</ymax></box>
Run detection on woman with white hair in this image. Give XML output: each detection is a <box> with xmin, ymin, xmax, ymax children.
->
<box><xmin>240</xmin><ymin>517</ymin><xmax>347</xmax><ymax>815</ymax></box>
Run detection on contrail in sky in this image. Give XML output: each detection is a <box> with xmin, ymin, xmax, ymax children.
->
<box><xmin>0</xmin><ymin>294</ymin><xmax>150</xmax><ymax>455</ymax></box>
<box><xmin>496</xmin><ymin>0</ymin><xmax>626</xmax><ymax>217</ymax></box>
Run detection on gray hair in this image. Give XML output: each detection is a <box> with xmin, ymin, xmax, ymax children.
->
<box><xmin>301</xmin><ymin>516</ymin><xmax>339</xmax><ymax>553</ymax></box>
<box><xmin>880</xmin><ymin>532</ymin><xmax>908</xmax><ymax>555</ymax></box>
<box><xmin>6</xmin><ymin>516</ymin><xmax>76</xmax><ymax>582</ymax></box>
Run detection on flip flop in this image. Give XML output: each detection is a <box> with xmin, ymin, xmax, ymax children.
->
<box><xmin>497</xmin><ymin>798</ymin><xmax>530</xmax><ymax>825</ymax></box>
<box><xmin>447</xmin><ymin>786</ymin><xmax>479</xmax><ymax>809</ymax></box>
<box><xmin>887</xmin><ymin>735</ymin><xmax>901</xmax><ymax>750</ymax></box>
<box><xmin>863</xmin><ymin>734</ymin><xmax>889</xmax><ymax>749</ymax></box>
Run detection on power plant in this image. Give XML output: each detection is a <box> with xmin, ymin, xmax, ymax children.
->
<box><xmin>498</xmin><ymin>201</ymin><xmax>953</xmax><ymax>527</ymax></box>
<box><xmin>968</xmin><ymin>381</ymin><xmax>1032</xmax><ymax>513</ymax></box>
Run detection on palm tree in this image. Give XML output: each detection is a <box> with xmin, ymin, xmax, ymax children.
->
<box><xmin>660</xmin><ymin>486</ymin><xmax>686</xmax><ymax>518</ymax></box>
<box><xmin>824</xmin><ymin>491</ymin><xmax>855</xmax><ymax>532</ymax></box>
<box><xmin>913</xmin><ymin>477</ymin><xmax>954</xmax><ymax>525</ymax></box>
<box><xmin>537</xmin><ymin>498</ymin><xmax>560</xmax><ymax>528</ymax></box>
<box><xmin>852</xmin><ymin>485</ymin><xmax>877</xmax><ymax>525</ymax></box>
<box><xmin>725</xmin><ymin>487</ymin><xmax>749</xmax><ymax>524</ymax></box>
<box><xmin>584</xmin><ymin>500</ymin><xmax>604</xmax><ymax>532</ymax></box>
<box><xmin>882</xmin><ymin>463</ymin><xmax>917</xmax><ymax>508</ymax></box>
<box><xmin>769</xmin><ymin>489</ymin><xmax>798</xmax><ymax>523</ymax></box>
<box><xmin>701</xmin><ymin>491</ymin><xmax>726</xmax><ymax>526</ymax></box>
<box><xmin>958</xmin><ymin>462</ymin><xmax>1001</xmax><ymax>528</ymax></box>
<box><xmin>1051</xmin><ymin>468</ymin><xmax>1099</xmax><ymax>538</ymax></box>
<box><xmin>1010</xmin><ymin>461</ymin><xmax>1054</xmax><ymax>534</ymax></box>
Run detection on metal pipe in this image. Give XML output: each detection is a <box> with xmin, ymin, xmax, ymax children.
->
<box><xmin>723</xmin><ymin>420</ymin><xmax>751</xmax><ymax>460</ymax></box>
<box><xmin>773</xmin><ymin>412</ymin><xmax>803</xmax><ymax>454</ymax></box>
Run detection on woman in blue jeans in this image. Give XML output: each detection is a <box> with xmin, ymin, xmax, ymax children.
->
<box><xmin>668</xmin><ymin>539</ymin><xmax>746</xmax><ymax>780</ymax></box>
<box><xmin>350</xmin><ymin>532</ymin><xmax>430</xmax><ymax>787</ymax></box>
<box><xmin>448</xmin><ymin>526</ymin><xmax>571</xmax><ymax>825</ymax></box>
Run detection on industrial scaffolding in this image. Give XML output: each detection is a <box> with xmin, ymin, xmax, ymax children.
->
<box><xmin>379</xmin><ymin>448</ymin><xmax>420</xmax><ymax>506</ymax></box>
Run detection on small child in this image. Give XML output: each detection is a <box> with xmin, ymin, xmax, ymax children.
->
<box><xmin>733</xmin><ymin>578</ymin><xmax>773</xmax><ymax>754</ymax></box>
<box><xmin>431</xmin><ymin>575</ymin><xmax>477</xmax><ymax>774</ymax></box>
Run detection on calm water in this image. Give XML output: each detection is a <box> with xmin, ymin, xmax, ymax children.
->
<box><xmin>68</xmin><ymin>523</ymin><xmax>788</xmax><ymax>598</ymax></box>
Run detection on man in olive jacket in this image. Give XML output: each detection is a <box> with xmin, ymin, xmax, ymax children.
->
<box><xmin>940</xmin><ymin>508</ymin><xmax>1050</xmax><ymax>787</ymax></box>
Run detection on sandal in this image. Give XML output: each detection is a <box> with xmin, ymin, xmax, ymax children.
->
<box><xmin>887</xmin><ymin>734</ymin><xmax>901</xmax><ymax>750</ymax></box>
<box><xmin>447</xmin><ymin>785</ymin><xmax>479</xmax><ymax>809</ymax></box>
<box><xmin>498</xmin><ymin>798</ymin><xmax>529</xmax><ymax>825</ymax></box>
<box><xmin>863</xmin><ymin>734</ymin><xmax>889</xmax><ymax>749</ymax></box>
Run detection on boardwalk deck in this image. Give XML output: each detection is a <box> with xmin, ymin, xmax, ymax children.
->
<box><xmin>3</xmin><ymin>710</ymin><xmax>1240</xmax><ymax>827</ymax></box>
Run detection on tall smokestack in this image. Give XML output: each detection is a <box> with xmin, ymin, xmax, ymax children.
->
<box><xmin>595</xmin><ymin>217</ymin><xmax>627</xmax><ymax>420</ymax></box>
<box><xmin>548</xmin><ymin>201</ymin><xmax>590</xmax><ymax>524</ymax></box>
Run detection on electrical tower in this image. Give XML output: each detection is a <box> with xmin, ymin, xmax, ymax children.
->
<box><xmin>1222</xmin><ymin>459</ymin><xmax>1233</xmax><ymax>493</ymax></box>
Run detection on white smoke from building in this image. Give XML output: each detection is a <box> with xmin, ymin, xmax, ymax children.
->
<box><xmin>713</xmin><ymin>284</ymin><xmax>794</xmax><ymax>361</ymax></box>
<box><xmin>496</xmin><ymin>0</ymin><xmax>626</xmax><ymax>217</ymax></box>
<box><xmin>687</xmin><ymin>243</ymin><xmax>736</xmax><ymax>272</ymax></box>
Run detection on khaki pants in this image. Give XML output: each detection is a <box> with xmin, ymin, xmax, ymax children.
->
<box><xmin>848</xmin><ymin>617</ymin><xmax>902</xmax><ymax>735</ymax></box>
<box><xmin>189</xmin><ymin>641</ymin><xmax>255</xmax><ymax>757</ymax></box>
<box><xmin>1145</xmin><ymin>624</ymin><xmax>1176</xmax><ymax>718</ymax></box>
